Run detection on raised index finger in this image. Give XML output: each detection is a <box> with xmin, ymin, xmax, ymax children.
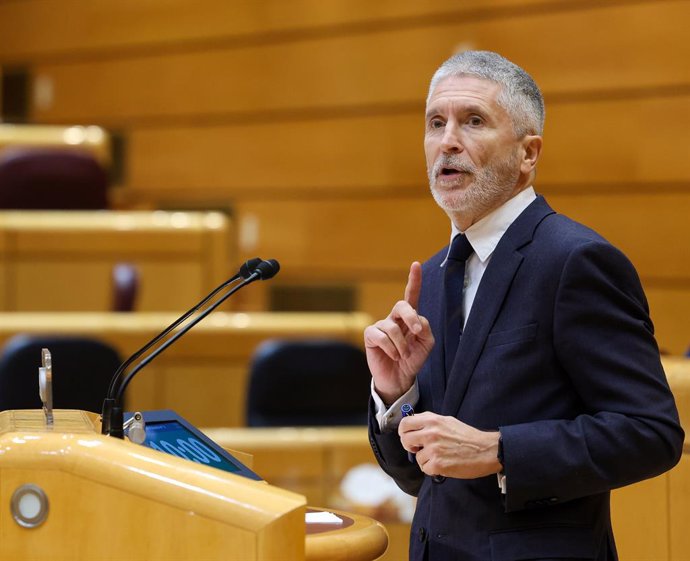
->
<box><xmin>404</xmin><ymin>261</ymin><xmax>422</xmax><ymax>310</ymax></box>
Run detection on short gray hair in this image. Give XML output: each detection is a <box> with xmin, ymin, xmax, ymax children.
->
<box><xmin>427</xmin><ymin>50</ymin><xmax>545</xmax><ymax>137</ymax></box>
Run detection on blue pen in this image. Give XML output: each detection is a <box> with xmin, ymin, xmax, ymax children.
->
<box><xmin>401</xmin><ymin>403</ymin><xmax>416</xmax><ymax>463</ymax></box>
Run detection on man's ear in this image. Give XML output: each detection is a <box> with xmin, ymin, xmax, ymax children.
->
<box><xmin>520</xmin><ymin>135</ymin><xmax>543</xmax><ymax>175</ymax></box>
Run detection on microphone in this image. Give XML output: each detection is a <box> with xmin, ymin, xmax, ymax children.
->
<box><xmin>101</xmin><ymin>258</ymin><xmax>279</xmax><ymax>438</ymax></box>
<box><xmin>239</xmin><ymin>257</ymin><xmax>263</xmax><ymax>280</ymax></box>
<box><xmin>255</xmin><ymin>258</ymin><xmax>280</xmax><ymax>279</ymax></box>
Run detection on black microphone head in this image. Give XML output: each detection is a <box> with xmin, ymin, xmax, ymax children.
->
<box><xmin>240</xmin><ymin>257</ymin><xmax>262</xmax><ymax>279</ymax></box>
<box><xmin>255</xmin><ymin>259</ymin><xmax>280</xmax><ymax>280</ymax></box>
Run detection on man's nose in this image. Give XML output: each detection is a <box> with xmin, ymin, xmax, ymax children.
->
<box><xmin>440</xmin><ymin>124</ymin><xmax>463</xmax><ymax>153</ymax></box>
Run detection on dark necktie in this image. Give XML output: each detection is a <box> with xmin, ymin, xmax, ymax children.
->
<box><xmin>444</xmin><ymin>234</ymin><xmax>474</xmax><ymax>375</ymax></box>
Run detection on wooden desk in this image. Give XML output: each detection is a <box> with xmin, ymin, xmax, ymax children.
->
<box><xmin>0</xmin><ymin>409</ymin><xmax>388</xmax><ymax>561</ymax></box>
<box><xmin>307</xmin><ymin>508</ymin><xmax>387</xmax><ymax>561</ymax></box>
<box><xmin>0</xmin><ymin>210</ymin><xmax>231</xmax><ymax>312</ymax></box>
<box><xmin>0</xmin><ymin>311</ymin><xmax>370</xmax><ymax>427</ymax></box>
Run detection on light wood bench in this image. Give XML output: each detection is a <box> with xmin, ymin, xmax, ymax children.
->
<box><xmin>0</xmin><ymin>211</ymin><xmax>231</xmax><ymax>312</ymax></box>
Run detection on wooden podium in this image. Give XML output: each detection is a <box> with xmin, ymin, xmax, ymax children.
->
<box><xmin>0</xmin><ymin>409</ymin><xmax>387</xmax><ymax>561</ymax></box>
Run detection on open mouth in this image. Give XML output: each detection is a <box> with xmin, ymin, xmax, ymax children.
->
<box><xmin>431</xmin><ymin>158</ymin><xmax>474</xmax><ymax>182</ymax></box>
<box><xmin>438</xmin><ymin>167</ymin><xmax>469</xmax><ymax>179</ymax></box>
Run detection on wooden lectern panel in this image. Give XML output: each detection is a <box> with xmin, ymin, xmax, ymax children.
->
<box><xmin>0</xmin><ymin>409</ymin><xmax>388</xmax><ymax>560</ymax></box>
<box><xmin>0</xmin><ymin>410</ymin><xmax>306</xmax><ymax>561</ymax></box>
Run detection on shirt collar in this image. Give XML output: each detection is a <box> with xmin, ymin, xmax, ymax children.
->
<box><xmin>443</xmin><ymin>186</ymin><xmax>537</xmax><ymax>265</ymax></box>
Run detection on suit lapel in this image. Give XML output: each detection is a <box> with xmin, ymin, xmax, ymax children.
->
<box><xmin>441</xmin><ymin>196</ymin><xmax>555</xmax><ymax>417</ymax></box>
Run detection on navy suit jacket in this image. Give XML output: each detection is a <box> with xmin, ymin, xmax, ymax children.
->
<box><xmin>369</xmin><ymin>196</ymin><xmax>684</xmax><ymax>561</ymax></box>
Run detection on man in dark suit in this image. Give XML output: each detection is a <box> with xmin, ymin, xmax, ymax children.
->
<box><xmin>365</xmin><ymin>50</ymin><xmax>684</xmax><ymax>561</ymax></box>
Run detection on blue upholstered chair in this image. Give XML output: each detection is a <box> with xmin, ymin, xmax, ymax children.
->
<box><xmin>0</xmin><ymin>335</ymin><xmax>121</xmax><ymax>413</ymax></box>
<box><xmin>246</xmin><ymin>339</ymin><xmax>371</xmax><ymax>427</ymax></box>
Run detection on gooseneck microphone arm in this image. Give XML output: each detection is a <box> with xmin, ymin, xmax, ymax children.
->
<box><xmin>115</xmin><ymin>273</ymin><xmax>254</xmax><ymax>402</ymax></box>
<box><xmin>105</xmin><ymin>257</ymin><xmax>262</xmax><ymax>401</ymax></box>
<box><xmin>101</xmin><ymin>258</ymin><xmax>279</xmax><ymax>438</ymax></box>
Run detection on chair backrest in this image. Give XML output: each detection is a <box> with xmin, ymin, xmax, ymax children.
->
<box><xmin>0</xmin><ymin>335</ymin><xmax>121</xmax><ymax>413</ymax></box>
<box><xmin>0</xmin><ymin>147</ymin><xmax>108</xmax><ymax>209</ymax></box>
<box><xmin>246</xmin><ymin>339</ymin><xmax>371</xmax><ymax>427</ymax></box>
<box><xmin>112</xmin><ymin>263</ymin><xmax>140</xmax><ymax>312</ymax></box>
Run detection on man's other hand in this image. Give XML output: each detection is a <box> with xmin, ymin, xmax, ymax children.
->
<box><xmin>399</xmin><ymin>412</ymin><xmax>501</xmax><ymax>479</ymax></box>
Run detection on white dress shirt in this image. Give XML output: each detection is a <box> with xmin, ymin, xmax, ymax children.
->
<box><xmin>372</xmin><ymin>187</ymin><xmax>537</xmax><ymax>431</ymax></box>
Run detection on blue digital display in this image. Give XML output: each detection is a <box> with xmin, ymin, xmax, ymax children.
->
<box><xmin>145</xmin><ymin>420</ymin><xmax>241</xmax><ymax>473</ymax></box>
<box><xmin>125</xmin><ymin>410</ymin><xmax>262</xmax><ymax>480</ymax></box>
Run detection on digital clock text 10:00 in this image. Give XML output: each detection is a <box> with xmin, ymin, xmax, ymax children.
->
<box><xmin>149</xmin><ymin>437</ymin><xmax>223</xmax><ymax>465</ymax></box>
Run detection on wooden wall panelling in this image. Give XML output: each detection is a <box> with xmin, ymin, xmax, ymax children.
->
<box><xmin>0</xmin><ymin>0</ymin><xmax>565</xmax><ymax>61</ymax></box>
<box><xmin>123</xmin><ymin>94</ymin><xmax>690</xmax><ymax>200</ymax></box>
<box><xmin>232</xmin><ymin>282</ymin><xmax>270</xmax><ymax>315</ymax></box>
<box><xmin>160</xmin><ymin>363</ymin><xmax>249</xmax><ymax>428</ymax></box>
<box><xmin>545</xmin><ymin>193</ymin><xmax>690</xmax><ymax>283</ymax></box>
<box><xmin>670</xmin><ymin>453</ymin><xmax>690</xmax><ymax>560</ymax></box>
<box><xmin>610</xmin><ymin>475</ymin><xmax>670</xmax><ymax>560</ymax></box>
<box><xmin>116</xmin><ymin>360</ymin><xmax>253</xmax><ymax>428</ymax></box>
<box><xmin>538</xmin><ymin>95</ymin><xmax>690</xmax><ymax>186</ymax></box>
<box><xmin>25</xmin><ymin>2</ymin><xmax>689</xmax><ymax>124</ymax></box>
<box><xmin>646</xmin><ymin>288</ymin><xmax>690</xmax><ymax>356</ymax></box>
<box><xmin>126</xmin><ymin>113</ymin><xmax>425</xmax><ymax>196</ymax></box>
<box><xmin>233</xmin><ymin>193</ymin><xmax>690</xmax><ymax>354</ymax></box>
<box><xmin>233</xmin><ymin>197</ymin><xmax>447</xmax><ymax>280</ymax></box>
<box><xmin>666</xmin><ymin>357</ymin><xmax>690</xmax><ymax>430</ymax></box>
<box><xmin>668</xmin><ymin>357</ymin><xmax>690</xmax><ymax>555</ymax></box>
<box><xmin>233</xmin><ymin>194</ymin><xmax>690</xmax><ymax>282</ymax></box>
<box><xmin>358</xmin><ymin>280</ymin><xmax>409</xmax><ymax>325</ymax></box>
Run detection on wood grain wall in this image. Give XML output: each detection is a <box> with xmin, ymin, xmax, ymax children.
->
<box><xmin>0</xmin><ymin>0</ymin><xmax>688</xmax><ymax>353</ymax></box>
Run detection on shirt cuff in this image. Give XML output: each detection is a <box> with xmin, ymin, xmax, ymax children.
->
<box><xmin>497</xmin><ymin>473</ymin><xmax>507</xmax><ymax>494</ymax></box>
<box><xmin>371</xmin><ymin>379</ymin><xmax>419</xmax><ymax>433</ymax></box>
<box><xmin>496</xmin><ymin>433</ymin><xmax>506</xmax><ymax>494</ymax></box>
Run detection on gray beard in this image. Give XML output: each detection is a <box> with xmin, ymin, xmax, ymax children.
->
<box><xmin>428</xmin><ymin>152</ymin><xmax>520</xmax><ymax>220</ymax></box>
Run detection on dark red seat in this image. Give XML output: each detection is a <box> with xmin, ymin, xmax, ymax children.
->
<box><xmin>0</xmin><ymin>148</ymin><xmax>108</xmax><ymax>209</ymax></box>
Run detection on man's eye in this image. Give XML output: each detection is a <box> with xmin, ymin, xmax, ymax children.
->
<box><xmin>429</xmin><ymin>119</ymin><xmax>445</xmax><ymax>129</ymax></box>
<box><xmin>468</xmin><ymin>116</ymin><xmax>483</xmax><ymax>126</ymax></box>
